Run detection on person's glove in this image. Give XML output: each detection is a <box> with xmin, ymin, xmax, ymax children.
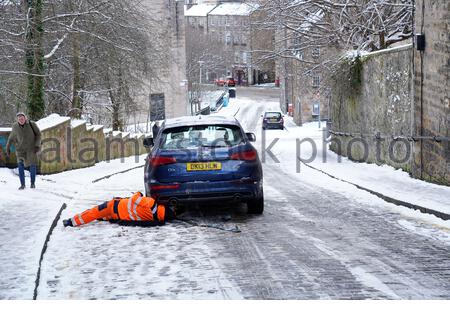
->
<box><xmin>34</xmin><ymin>146</ymin><xmax>40</xmax><ymax>153</ymax></box>
<box><xmin>5</xmin><ymin>149</ymin><xmax>10</xmax><ymax>158</ymax></box>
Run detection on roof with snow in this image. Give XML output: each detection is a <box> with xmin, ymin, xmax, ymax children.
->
<box><xmin>36</xmin><ymin>114</ymin><xmax>70</xmax><ymax>131</ymax></box>
<box><xmin>185</xmin><ymin>4</ymin><xmax>217</xmax><ymax>17</ymax></box>
<box><xmin>0</xmin><ymin>128</ymin><xmax>12</xmax><ymax>133</ymax></box>
<box><xmin>297</xmin><ymin>9</ymin><xmax>324</xmax><ymax>32</ymax></box>
<box><xmin>209</xmin><ymin>2</ymin><xmax>259</xmax><ymax>16</ymax></box>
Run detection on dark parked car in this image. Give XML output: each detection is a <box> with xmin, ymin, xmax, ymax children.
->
<box><xmin>143</xmin><ymin>115</ymin><xmax>264</xmax><ymax>214</ymax></box>
<box><xmin>262</xmin><ymin>111</ymin><xmax>284</xmax><ymax>130</ymax></box>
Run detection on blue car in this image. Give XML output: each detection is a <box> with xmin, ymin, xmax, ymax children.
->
<box><xmin>143</xmin><ymin>115</ymin><xmax>264</xmax><ymax>214</ymax></box>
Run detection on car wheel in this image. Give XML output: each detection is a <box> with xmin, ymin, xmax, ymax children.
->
<box><xmin>174</xmin><ymin>205</ymin><xmax>186</xmax><ymax>215</ymax></box>
<box><xmin>247</xmin><ymin>195</ymin><xmax>264</xmax><ymax>214</ymax></box>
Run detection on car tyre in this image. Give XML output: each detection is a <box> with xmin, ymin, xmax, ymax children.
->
<box><xmin>247</xmin><ymin>195</ymin><xmax>264</xmax><ymax>214</ymax></box>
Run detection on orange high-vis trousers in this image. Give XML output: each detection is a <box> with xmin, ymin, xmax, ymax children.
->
<box><xmin>71</xmin><ymin>199</ymin><xmax>119</xmax><ymax>227</ymax></box>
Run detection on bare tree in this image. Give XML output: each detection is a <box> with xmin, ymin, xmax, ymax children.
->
<box><xmin>252</xmin><ymin>0</ymin><xmax>413</xmax><ymax>72</ymax></box>
<box><xmin>0</xmin><ymin>0</ymin><xmax>170</xmax><ymax>128</ymax></box>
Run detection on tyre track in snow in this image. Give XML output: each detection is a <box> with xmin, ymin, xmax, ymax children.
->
<box><xmin>33</xmin><ymin>164</ymin><xmax>147</xmax><ymax>299</ymax></box>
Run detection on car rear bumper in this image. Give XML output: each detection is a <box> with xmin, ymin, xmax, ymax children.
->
<box><xmin>148</xmin><ymin>179</ymin><xmax>263</xmax><ymax>205</ymax></box>
<box><xmin>264</xmin><ymin>123</ymin><xmax>283</xmax><ymax>129</ymax></box>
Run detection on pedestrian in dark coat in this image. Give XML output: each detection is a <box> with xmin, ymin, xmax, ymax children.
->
<box><xmin>5</xmin><ymin>112</ymin><xmax>41</xmax><ymax>189</ymax></box>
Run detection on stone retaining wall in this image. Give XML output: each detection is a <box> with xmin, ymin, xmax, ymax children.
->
<box><xmin>0</xmin><ymin>114</ymin><xmax>149</xmax><ymax>174</ymax></box>
<box><xmin>330</xmin><ymin>45</ymin><xmax>414</xmax><ymax>172</ymax></box>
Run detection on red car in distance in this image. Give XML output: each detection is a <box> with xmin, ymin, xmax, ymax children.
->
<box><xmin>215</xmin><ymin>77</ymin><xmax>236</xmax><ymax>87</ymax></box>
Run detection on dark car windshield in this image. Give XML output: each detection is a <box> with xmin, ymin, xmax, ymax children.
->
<box><xmin>265</xmin><ymin>112</ymin><xmax>281</xmax><ymax>119</ymax></box>
<box><xmin>160</xmin><ymin>125</ymin><xmax>244</xmax><ymax>150</ymax></box>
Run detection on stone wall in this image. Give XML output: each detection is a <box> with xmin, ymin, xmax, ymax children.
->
<box><xmin>413</xmin><ymin>0</ymin><xmax>450</xmax><ymax>185</ymax></box>
<box><xmin>39</xmin><ymin>118</ymin><xmax>71</xmax><ymax>174</ymax></box>
<box><xmin>330</xmin><ymin>45</ymin><xmax>414</xmax><ymax>172</ymax></box>
<box><xmin>0</xmin><ymin>114</ymin><xmax>149</xmax><ymax>174</ymax></box>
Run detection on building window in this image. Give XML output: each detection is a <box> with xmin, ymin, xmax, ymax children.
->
<box><xmin>312</xmin><ymin>102</ymin><xmax>320</xmax><ymax>116</ymax></box>
<box><xmin>210</xmin><ymin>16</ymin><xmax>215</xmax><ymax>26</ymax></box>
<box><xmin>235</xmin><ymin>52</ymin><xmax>240</xmax><ymax>63</ymax></box>
<box><xmin>312</xmin><ymin>75</ymin><xmax>320</xmax><ymax>88</ymax></box>
<box><xmin>312</xmin><ymin>47</ymin><xmax>320</xmax><ymax>58</ymax></box>
<box><xmin>225</xmin><ymin>33</ymin><xmax>232</xmax><ymax>45</ymax></box>
<box><xmin>225</xmin><ymin>16</ymin><xmax>230</xmax><ymax>26</ymax></box>
<box><xmin>233</xmin><ymin>34</ymin><xmax>240</xmax><ymax>45</ymax></box>
<box><xmin>242</xmin><ymin>52</ymin><xmax>247</xmax><ymax>64</ymax></box>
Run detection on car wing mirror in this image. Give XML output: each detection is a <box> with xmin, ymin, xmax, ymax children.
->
<box><xmin>143</xmin><ymin>137</ymin><xmax>154</xmax><ymax>148</ymax></box>
<box><xmin>246</xmin><ymin>132</ymin><xmax>256</xmax><ymax>142</ymax></box>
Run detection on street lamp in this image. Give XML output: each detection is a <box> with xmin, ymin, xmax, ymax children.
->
<box><xmin>198</xmin><ymin>60</ymin><xmax>204</xmax><ymax>84</ymax></box>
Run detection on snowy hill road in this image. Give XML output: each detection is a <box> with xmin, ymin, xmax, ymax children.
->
<box><xmin>2</xmin><ymin>87</ymin><xmax>449</xmax><ymax>299</ymax></box>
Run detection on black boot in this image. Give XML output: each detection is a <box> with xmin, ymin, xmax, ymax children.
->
<box><xmin>18</xmin><ymin>185</ymin><xmax>25</xmax><ymax>190</ymax></box>
<box><xmin>63</xmin><ymin>219</ymin><xmax>73</xmax><ymax>227</ymax></box>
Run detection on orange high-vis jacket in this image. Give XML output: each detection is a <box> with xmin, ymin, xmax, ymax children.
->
<box><xmin>117</xmin><ymin>191</ymin><xmax>165</xmax><ymax>222</ymax></box>
<box><xmin>71</xmin><ymin>192</ymin><xmax>166</xmax><ymax>227</ymax></box>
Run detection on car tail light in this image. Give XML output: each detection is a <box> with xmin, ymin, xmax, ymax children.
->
<box><xmin>151</xmin><ymin>184</ymin><xmax>180</xmax><ymax>191</ymax></box>
<box><xmin>151</xmin><ymin>156</ymin><xmax>177</xmax><ymax>167</ymax></box>
<box><xmin>230</xmin><ymin>149</ymin><xmax>257</xmax><ymax>161</ymax></box>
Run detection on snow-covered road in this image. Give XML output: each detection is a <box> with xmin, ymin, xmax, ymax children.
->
<box><xmin>1</xmin><ymin>87</ymin><xmax>449</xmax><ymax>299</ymax></box>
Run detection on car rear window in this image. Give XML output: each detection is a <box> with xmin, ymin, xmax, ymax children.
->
<box><xmin>160</xmin><ymin>125</ymin><xmax>244</xmax><ymax>150</ymax></box>
<box><xmin>265</xmin><ymin>112</ymin><xmax>281</xmax><ymax>118</ymax></box>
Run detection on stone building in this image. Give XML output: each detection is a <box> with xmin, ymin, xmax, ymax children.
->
<box><xmin>278</xmin><ymin>9</ymin><xmax>339</xmax><ymax>124</ymax></box>
<box><xmin>184</xmin><ymin>1</ymin><xmax>275</xmax><ymax>85</ymax></box>
<box><xmin>142</xmin><ymin>0</ymin><xmax>188</xmax><ymax>119</ymax></box>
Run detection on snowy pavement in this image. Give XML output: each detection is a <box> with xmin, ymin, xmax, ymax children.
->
<box><xmin>0</xmin><ymin>156</ymin><xmax>146</xmax><ymax>299</ymax></box>
<box><xmin>1</xmin><ymin>92</ymin><xmax>450</xmax><ymax>299</ymax></box>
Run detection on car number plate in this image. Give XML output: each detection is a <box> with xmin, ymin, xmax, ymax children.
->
<box><xmin>187</xmin><ymin>162</ymin><xmax>222</xmax><ymax>171</ymax></box>
<box><xmin>270</xmin><ymin>119</ymin><xmax>278</xmax><ymax>122</ymax></box>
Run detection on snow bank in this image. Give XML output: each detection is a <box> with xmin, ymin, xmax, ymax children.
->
<box><xmin>345</xmin><ymin>43</ymin><xmax>413</xmax><ymax>61</ymax></box>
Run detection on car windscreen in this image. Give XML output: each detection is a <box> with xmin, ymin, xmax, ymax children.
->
<box><xmin>265</xmin><ymin>112</ymin><xmax>281</xmax><ymax>119</ymax></box>
<box><xmin>160</xmin><ymin>125</ymin><xmax>244</xmax><ymax>150</ymax></box>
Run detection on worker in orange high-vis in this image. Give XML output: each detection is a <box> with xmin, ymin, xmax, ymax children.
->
<box><xmin>62</xmin><ymin>192</ymin><xmax>176</xmax><ymax>227</ymax></box>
